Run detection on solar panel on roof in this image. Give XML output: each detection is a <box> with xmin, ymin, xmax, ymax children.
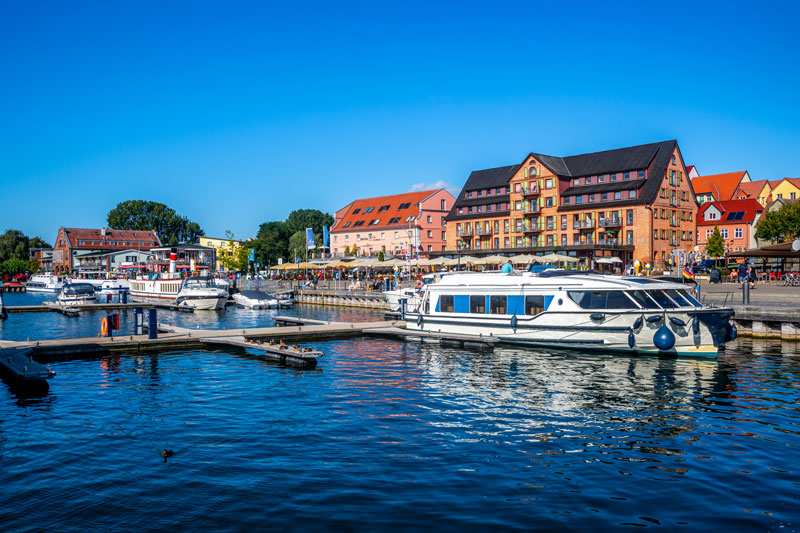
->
<box><xmin>726</xmin><ymin>211</ymin><xmax>745</xmax><ymax>221</ymax></box>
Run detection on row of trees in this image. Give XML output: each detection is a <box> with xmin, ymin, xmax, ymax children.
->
<box><xmin>0</xmin><ymin>229</ymin><xmax>50</xmax><ymax>275</ymax></box>
<box><xmin>250</xmin><ymin>209</ymin><xmax>334</xmax><ymax>267</ymax></box>
<box><xmin>107</xmin><ymin>200</ymin><xmax>205</xmax><ymax>244</ymax></box>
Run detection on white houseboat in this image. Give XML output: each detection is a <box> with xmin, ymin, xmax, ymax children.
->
<box><xmin>26</xmin><ymin>274</ymin><xmax>66</xmax><ymax>293</ymax></box>
<box><xmin>402</xmin><ymin>269</ymin><xmax>736</xmax><ymax>358</ymax></box>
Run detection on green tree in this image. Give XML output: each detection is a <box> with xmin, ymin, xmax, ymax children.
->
<box><xmin>705</xmin><ymin>225</ymin><xmax>725</xmax><ymax>257</ymax></box>
<box><xmin>288</xmin><ymin>231</ymin><xmax>308</xmax><ymax>261</ymax></box>
<box><xmin>1</xmin><ymin>258</ymin><xmax>30</xmax><ymax>276</ymax></box>
<box><xmin>756</xmin><ymin>202</ymin><xmax>800</xmax><ymax>242</ymax></box>
<box><xmin>377</xmin><ymin>250</ymin><xmax>385</xmax><ymax>261</ymax></box>
<box><xmin>252</xmin><ymin>221</ymin><xmax>292</xmax><ymax>266</ymax></box>
<box><xmin>218</xmin><ymin>231</ymin><xmax>250</xmax><ymax>272</ymax></box>
<box><xmin>285</xmin><ymin>209</ymin><xmax>334</xmax><ymax>237</ymax></box>
<box><xmin>344</xmin><ymin>245</ymin><xmax>351</xmax><ymax>256</ymax></box>
<box><xmin>0</xmin><ymin>230</ymin><xmax>50</xmax><ymax>264</ymax></box>
<box><xmin>107</xmin><ymin>200</ymin><xmax>205</xmax><ymax>245</ymax></box>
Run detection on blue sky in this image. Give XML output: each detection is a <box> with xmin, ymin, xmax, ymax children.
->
<box><xmin>2</xmin><ymin>1</ymin><xmax>799</xmax><ymax>243</ymax></box>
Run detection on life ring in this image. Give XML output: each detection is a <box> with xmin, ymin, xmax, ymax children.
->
<box><xmin>101</xmin><ymin>317</ymin><xmax>109</xmax><ymax>337</ymax></box>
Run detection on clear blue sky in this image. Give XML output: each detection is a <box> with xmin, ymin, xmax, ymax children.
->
<box><xmin>2</xmin><ymin>1</ymin><xmax>799</xmax><ymax>243</ymax></box>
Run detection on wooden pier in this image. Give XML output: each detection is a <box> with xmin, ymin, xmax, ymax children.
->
<box><xmin>295</xmin><ymin>289</ymin><xmax>388</xmax><ymax>309</ymax></box>
<box><xmin>0</xmin><ymin>321</ymin><xmax>407</xmax><ymax>366</ymax></box>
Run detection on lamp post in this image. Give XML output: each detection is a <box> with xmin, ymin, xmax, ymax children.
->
<box><xmin>457</xmin><ymin>242</ymin><xmax>462</xmax><ymax>271</ymax></box>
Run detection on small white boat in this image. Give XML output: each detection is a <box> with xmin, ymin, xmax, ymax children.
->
<box><xmin>26</xmin><ymin>274</ymin><xmax>66</xmax><ymax>293</ymax></box>
<box><xmin>232</xmin><ymin>290</ymin><xmax>279</xmax><ymax>309</ymax></box>
<box><xmin>57</xmin><ymin>283</ymin><xmax>98</xmax><ymax>305</ymax></box>
<box><xmin>98</xmin><ymin>279</ymin><xmax>130</xmax><ymax>296</ymax></box>
<box><xmin>176</xmin><ymin>276</ymin><xmax>229</xmax><ymax>310</ymax></box>
<box><xmin>384</xmin><ymin>274</ymin><xmax>437</xmax><ymax>311</ymax></box>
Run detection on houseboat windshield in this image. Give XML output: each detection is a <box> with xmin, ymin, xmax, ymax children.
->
<box><xmin>567</xmin><ymin>291</ymin><xmax>639</xmax><ymax>310</ymax></box>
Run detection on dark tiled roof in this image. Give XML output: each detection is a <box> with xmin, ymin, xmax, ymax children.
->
<box><xmin>446</xmin><ymin>165</ymin><xmax>519</xmax><ymax>220</ymax></box>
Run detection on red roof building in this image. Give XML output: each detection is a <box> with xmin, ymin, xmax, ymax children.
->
<box><xmin>331</xmin><ymin>189</ymin><xmax>455</xmax><ymax>257</ymax></box>
<box><xmin>696</xmin><ymin>199</ymin><xmax>763</xmax><ymax>253</ymax></box>
<box><xmin>52</xmin><ymin>227</ymin><xmax>161</xmax><ymax>273</ymax></box>
<box><xmin>690</xmin><ymin>171</ymin><xmax>750</xmax><ymax>204</ymax></box>
<box><xmin>733</xmin><ymin>179</ymin><xmax>773</xmax><ymax>206</ymax></box>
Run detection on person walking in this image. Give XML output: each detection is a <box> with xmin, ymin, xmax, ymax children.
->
<box><xmin>748</xmin><ymin>264</ymin><xmax>757</xmax><ymax>289</ymax></box>
<box><xmin>737</xmin><ymin>262</ymin><xmax>748</xmax><ymax>284</ymax></box>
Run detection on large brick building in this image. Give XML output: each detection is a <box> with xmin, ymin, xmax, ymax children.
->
<box><xmin>52</xmin><ymin>227</ymin><xmax>161</xmax><ymax>273</ymax></box>
<box><xmin>330</xmin><ymin>189</ymin><xmax>455</xmax><ymax>257</ymax></box>
<box><xmin>444</xmin><ymin>140</ymin><xmax>699</xmax><ymax>268</ymax></box>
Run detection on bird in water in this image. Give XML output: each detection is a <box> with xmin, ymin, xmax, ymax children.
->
<box><xmin>161</xmin><ymin>449</ymin><xmax>174</xmax><ymax>462</ymax></box>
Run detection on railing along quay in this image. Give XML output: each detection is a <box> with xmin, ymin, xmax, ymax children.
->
<box><xmin>295</xmin><ymin>289</ymin><xmax>389</xmax><ymax>309</ymax></box>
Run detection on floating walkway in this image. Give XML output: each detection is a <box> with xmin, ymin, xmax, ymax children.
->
<box><xmin>6</xmin><ymin>301</ymin><xmax>194</xmax><ymax>314</ymax></box>
<box><xmin>0</xmin><ymin>346</ymin><xmax>56</xmax><ymax>382</ymax></box>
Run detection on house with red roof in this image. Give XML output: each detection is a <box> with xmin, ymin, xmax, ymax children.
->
<box><xmin>52</xmin><ymin>227</ymin><xmax>161</xmax><ymax>274</ymax></box>
<box><xmin>696</xmin><ymin>199</ymin><xmax>763</xmax><ymax>253</ymax></box>
<box><xmin>686</xmin><ymin>165</ymin><xmax>699</xmax><ymax>179</ymax></box>
<box><xmin>330</xmin><ymin>189</ymin><xmax>455</xmax><ymax>257</ymax></box>
<box><xmin>690</xmin><ymin>171</ymin><xmax>750</xmax><ymax>204</ymax></box>
<box><xmin>733</xmin><ymin>179</ymin><xmax>773</xmax><ymax>206</ymax></box>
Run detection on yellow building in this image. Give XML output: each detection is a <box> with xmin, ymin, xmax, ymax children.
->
<box><xmin>200</xmin><ymin>236</ymin><xmax>243</xmax><ymax>271</ymax></box>
<box><xmin>768</xmin><ymin>178</ymin><xmax>800</xmax><ymax>203</ymax></box>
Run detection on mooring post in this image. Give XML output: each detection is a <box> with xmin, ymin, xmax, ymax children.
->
<box><xmin>742</xmin><ymin>280</ymin><xmax>750</xmax><ymax>305</ymax></box>
<box><xmin>134</xmin><ymin>307</ymin><xmax>143</xmax><ymax>335</ymax></box>
<box><xmin>148</xmin><ymin>308</ymin><xmax>158</xmax><ymax>339</ymax></box>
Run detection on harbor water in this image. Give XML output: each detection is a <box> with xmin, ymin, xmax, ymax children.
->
<box><xmin>1</xmin><ymin>291</ymin><xmax>799</xmax><ymax>530</ymax></box>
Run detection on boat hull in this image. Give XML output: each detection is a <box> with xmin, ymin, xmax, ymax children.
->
<box><xmin>404</xmin><ymin>307</ymin><xmax>735</xmax><ymax>358</ymax></box>
<box><xmin>176</xmin><ymin>295</ymin><xmax>227</xmax><ymax>310</ymax></box>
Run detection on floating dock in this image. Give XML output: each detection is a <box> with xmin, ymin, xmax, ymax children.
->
<box><xmin>0</xmin><ymin>346</ymin><xmax>56</xmax><ymax>382</ymax></box>
<box><xmin>6</xmin><ymin>301</ymin><xmax>194</xmax><ymax>314</ymax></box>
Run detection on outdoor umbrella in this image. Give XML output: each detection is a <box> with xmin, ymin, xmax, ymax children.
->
<box><xmin>475</xmin><ymin>254</ymin><xmax>509</xmax><ymax>265</ymax></box>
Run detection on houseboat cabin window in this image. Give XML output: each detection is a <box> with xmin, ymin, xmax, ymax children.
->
<box><xmin>469</xmin><ymin>295</ymin><xmax>486</xmax><ymax>313</ymax></box>
<box><xmin>439</xmin><ymin>295</ymin><xmax>454</xmax><ymax>313</ymax></box>
<box><xmin>525</xmin><ymin>295</ymin><xmax>545</xmax><ymax>315</ymax></box>
<box><xmin>628</xmin><ymin>290</ymin><xmax>661</xmax><ymax>309</ymax></box>
<box><xmin>567</xmin><ymin>291</ymin><xmax>638</xmax><ymax>310</ymax></box>
<box><xmin>470</xmin><ymin>295</ymin><xmax>485</xmax><ymax>314</ymax></box>
<box><xmin>490</xmin><ymin>295</ymin><xmax>506</xmax><ymax>314</ymax></box>
<box><xmin>648</xmin><ymin>290</ymin><xmax>679</xmax><ymax>309</ymax></box>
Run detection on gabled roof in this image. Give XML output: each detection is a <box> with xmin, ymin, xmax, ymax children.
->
<box><xmin>686</xmin><ymin>165</ymin><xmax>696</xmax><ymax>174</ymax></box>
<box><xmin>735</xmin><ymin>179</ymin><xmax>772</xmax><ymax>200</ymax></box>
<box><xmin>532</xmin><ymin>140</ymin><xmax>664</xmax><ymax>178</ymax></box>
<box><xmin>332</xmin><ymin>189</ymin><xmax>446</xmax><ymax>232</ymax></box>
<box><xmin>697</xmin><ymin>198</ymin><xmax>763</xmax><ymax>225</ymax></box>
<box><xmin>690</xmin><ymin>171</ymin><xmax>748</xmax><ymax>201</ymax></box>
<box><xmin>460</xmin><ymin>164</ymin><xmax>521</xmax><ymax>191</ymax></box>
<box><xmin>61</xmin><ymin>228</ymin><xmax>161</xmax><ymax>249</ymax></box>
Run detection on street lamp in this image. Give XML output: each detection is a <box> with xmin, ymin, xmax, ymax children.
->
<box><xmin>457</xmin><ymin>242</ymin><xmax>462</xmax><ymax>271</ymax></box>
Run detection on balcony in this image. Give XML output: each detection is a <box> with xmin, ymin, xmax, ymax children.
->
<box><xmin>523</xmin><ymin>225</ymin><xmax>543</xmax><ymax>234</ymax></box>
<box><xmin>599</xmin><ymin>218</ymin><xmax>622</xmax><ymax>228</ymax></box>
<box><xmin>474</xmin><ymin>226</ymin><xmax>494</xmax><ymax>236</ymax></box>
<box><xmin>597</xmin><ymin>238</ymin><xmax>620</xmax><ymax>247</ymax></box>
<box><xmin>520</xmin><ymin>184</ymin><xmax>540</xmax><ymax>197</ymax></box>
<box><xmin>573</xmin><ymin>220</ymin><xmax>595</xmax><ymax>230</ymax></box>
<box><xmin>456</xmin><ymin>229</ymin><xmax>473</xmax><ymax>237</ymax></box>
<box><xmin>521</xmin><ymin>205</ymin><xmax>540</xmax><ymax>215</ymax></box>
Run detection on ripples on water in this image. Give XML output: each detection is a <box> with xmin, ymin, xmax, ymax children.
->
<box><xmin>1</xmin><ymin>294</ymin><xmax>799</xmax><ymax>530</ymax></box>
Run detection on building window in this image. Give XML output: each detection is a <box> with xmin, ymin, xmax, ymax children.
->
<box><xmin>735</xmin><ymin>227</ymin><xmax>743</xmax><ymax>238</ymax></box>
<box><xmin>611</xmin><ymin>173</ymin><xmax>617</xmax><ymax>181</ymax></box>
<box><xmin>614</xmin><ymin>191</ymin><xmax>621</xmax><ymax>200</ymax></box>
<box><xmin>721</xmin><ymin>228</ymin><xmax>728</xmax><ymax>239</ymax></box>
<box><xmin>576</xmin><ymin>195</ymin><xmax>582</xmax><ymax>204</ymax></box>
<box><xmin>672</xmin><ymin>155</ymin><xmax>676</xmax><ymax>164</ymax></box>
<box><xmin>546</xmin><ymin>197</ymin><xmax>554</xmax><ymax>207</ymax></box>
<box><xmin>624</xmin><ymin>172</ymin><xmax>630</xmax><ymax>179</ymax></box>
<box><xmin>626</xmin><ymin>210</ymin><xmax>633</xmax><ymax>225</ymax></box>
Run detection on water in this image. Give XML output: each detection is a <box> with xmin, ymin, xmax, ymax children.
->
<box><xmin>1</xmin><ymin>292</ymin><xmax>799</xmax><ymax>530</ymax></box>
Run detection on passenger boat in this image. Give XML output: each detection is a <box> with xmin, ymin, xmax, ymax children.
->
<box><xmin>25</xmin><ymin>274</ymin><xmax>66</xmax><ymax>293</ymax></box>
<box><xmin>56</xmin><ymin>282</ymin><xmax>98</xmax><ymax>305</ymax></box>
<box><xmin>403</xmin><ymin>269</ymin><xmax>736</xmax><ymax>357</ymax></box>
<box><xmin>129</xmin><ymin>275</ymin><xmax>184</xmax><ymax>302</ymax></box>
<box><xmin>232</xmin><ymin>290</ymin><xmax>279</xmax><ymax>309</ymax></box>
<box><xmin>175</xmin><ymin>276</ymin><xmax>229</xmax><ymax>310</ymax></box>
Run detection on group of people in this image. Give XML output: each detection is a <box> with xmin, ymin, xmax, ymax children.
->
<box><xmin>736</xmin><ymin>262</ymin><xmax>758</xmax><ymax>288</ymax></box>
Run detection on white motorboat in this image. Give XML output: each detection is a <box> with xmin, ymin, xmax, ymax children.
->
<box><xmin>384</xmin><ymin>273</ymin><xmax>437</xmax><ymax>311</ymax></box>
<box><xmin>26</xmin><ymin>274</ymin><xmax>66</xmax><ymax>293</ymax></box>
<box><xmin>403</xmin><ymin>269</ymin><xmax>736</xmax><ymax>358</ymax></box>
<box><xmin>232</xmin><ymin>290</ymin><xmax>279</xmax><ymax>309</ymax></box>
<box><xmin>56</xmin><ymin>282</ymin><xmax>98</xmax><ymax>305</ymax></box>
<box><xmin>175</xmin><ymin>276</ymin><xmax>229</xmax><ymax>310</ymax></box>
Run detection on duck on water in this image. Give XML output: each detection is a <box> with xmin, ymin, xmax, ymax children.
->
<box><xmin>402</xmin><ymin>267</ymin><xmax>735</xmax><ymax>357</ymax></box>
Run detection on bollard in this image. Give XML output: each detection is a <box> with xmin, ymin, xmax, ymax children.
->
<box><xmin>122</xmin><ymin>291</ymin><xmax>128</xmax><ymax>304</ymax></box>
<box><xmin>134</xmin><ymin>307</ymin><xmax>143</xmax><ymax>335</ymax></box>
<box><xmin>742</xmin><ymin>280</ymin><xmax>750</xmax><ymax>305</ymax></box>
<box><xmin>107</xmin><ymin>293</ymin><xmax>112</xmax><ymax>303</ymax></box>
<box><xmin>400</xmin><ymin>298</ymin><xmax>407</xmax><ymax>321</ymax></box>
<box><xmin>148</xmin><ymin>308</ymin><xmax>158</xmax><ymax>339</ymax></box>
